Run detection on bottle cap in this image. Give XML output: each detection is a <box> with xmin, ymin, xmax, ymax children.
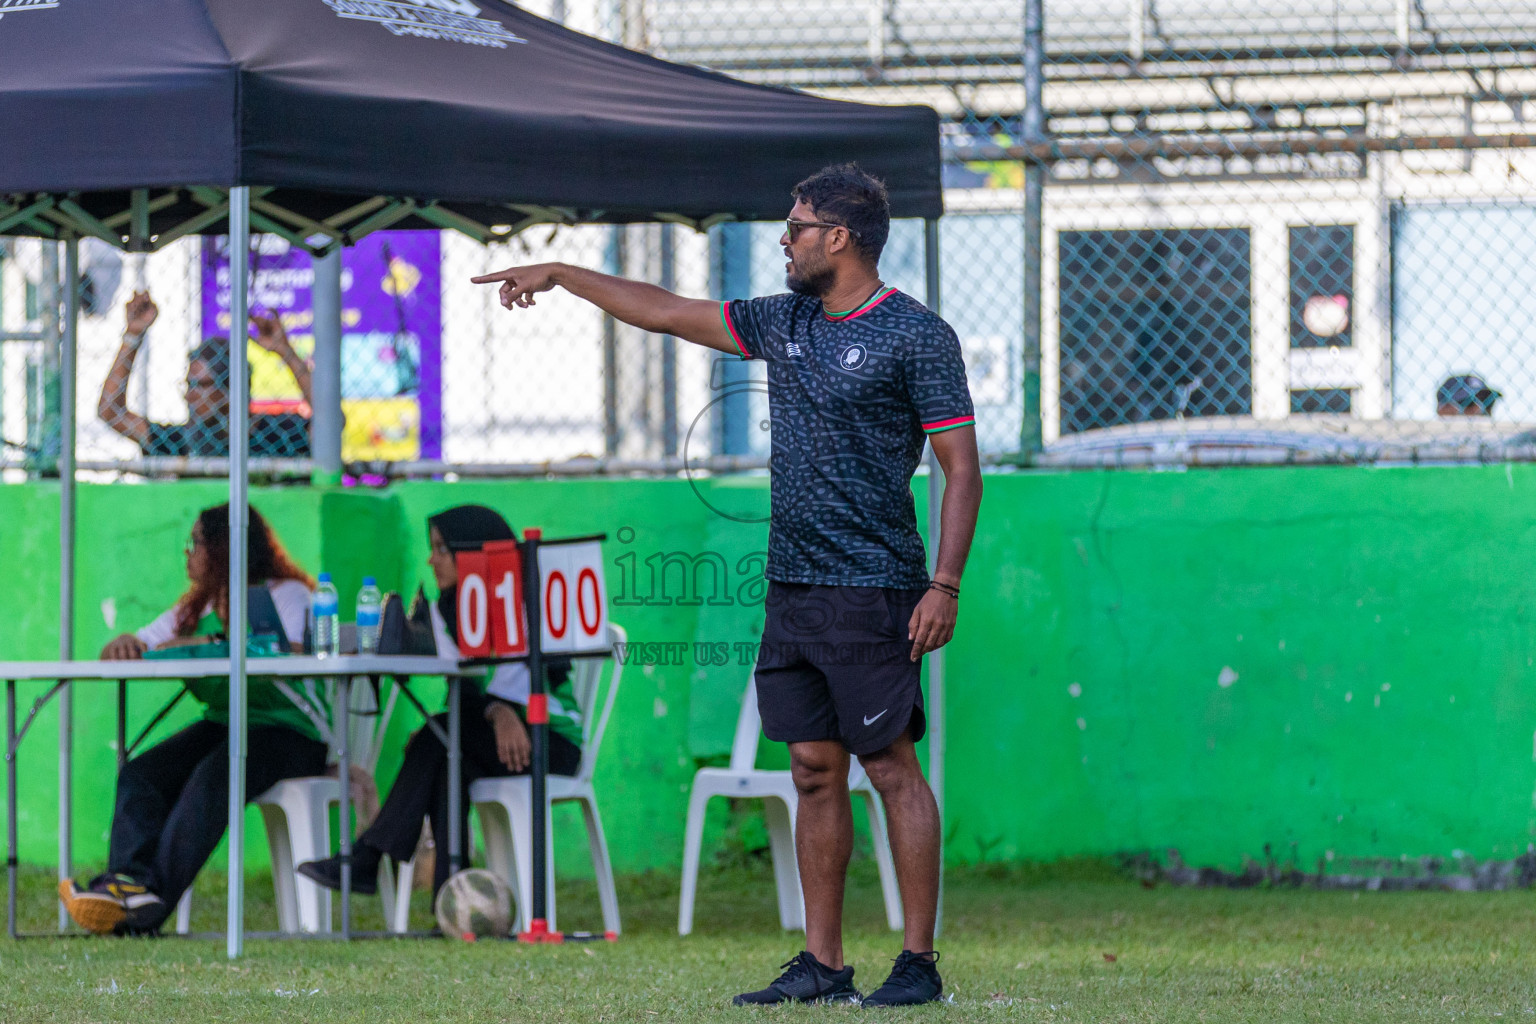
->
<box><xmin>363</xmin><ymin>576</ymin><xmax>376</xmax><ymax>586</ymax></box>
<box><xmin>318</xmin><ymin>572</ymin><xmax>331</xmax><ymax>583</ymax></box>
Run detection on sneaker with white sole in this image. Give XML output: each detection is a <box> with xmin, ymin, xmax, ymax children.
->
<box><xmin>59</xmin><ymin>873</ymin><xmax>163</xmax><ymax>935</ymax></box>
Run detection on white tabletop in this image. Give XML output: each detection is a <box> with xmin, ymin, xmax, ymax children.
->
<box><xmin>0</xmin><ymin>655</ymin><xmax>475</xmax><ymax>682</ymax></box>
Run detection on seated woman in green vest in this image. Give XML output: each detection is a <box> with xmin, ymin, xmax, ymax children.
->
<box><xmin>297</xmin><ymin>504</ymin><xmax>582</xmax><ymax>900</ymax></box>
<box><xmin>59</xmin><ymin>503</ymin><xmax>324</xmax><ymax>936</ymax></box>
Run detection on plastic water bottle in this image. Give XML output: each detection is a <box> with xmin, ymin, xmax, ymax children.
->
<box><xmin>312</xmin><ymin>573</ymin><xmax>340</xmax><ymax>659</ymax></box>
<box><xmin>356</xmin><ymin>576</ymin><xmax>382</xmax><ymax>654</ymax></box>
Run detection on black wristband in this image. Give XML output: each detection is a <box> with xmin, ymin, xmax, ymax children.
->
<box><xmin>928</xmin><ymin>581</ymin><xmax>959</xmax><ymax>599</ymax></box>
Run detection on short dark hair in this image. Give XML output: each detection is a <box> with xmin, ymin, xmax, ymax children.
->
<box><xmin>791</xmin><ymin>163</ymin><xmax>891</xmax><ymax>266</ymax></box>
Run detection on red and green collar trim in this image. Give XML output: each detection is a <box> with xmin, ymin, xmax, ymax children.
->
<box><xmin>823</xmin><ymin>285</ymin><xmax>896</xmax><ymax>322</ymax></box>
<box><xmin>719</xmin><ymin>286</ymin><xmax>899</xmax><ymax>359</ymax></box>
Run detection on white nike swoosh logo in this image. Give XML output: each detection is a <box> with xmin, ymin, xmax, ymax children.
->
<box><xmin>863</xmin><ymin>709</ymin><xmax>888</xmax><ymax>726</ymax></box>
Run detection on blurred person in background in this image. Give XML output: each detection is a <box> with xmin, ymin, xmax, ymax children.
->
<box><xmin>97</xmin><ymin>290</ymin><xmax>312</xmax><ymax>457</ymax></box>
<box><xmin>296</xmin><ymin>504</ymin><xmax>583</xmax><ymax>903</ymax></box>
<box><xmin>1437</xmin><ymin>374</ymin><xmax>1501</xmax><ymax>417</ymax></box>
<box><xmin>58</xmin><ymin>503</ymin><xmax>322</xmax><ymax>936</ymax></box>
<box><xmin>296</xmin><ymin>503</ymin><xmax>583</xmax><ymax>902</ymax></box>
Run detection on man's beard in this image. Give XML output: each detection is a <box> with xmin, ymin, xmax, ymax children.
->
<box><xmin>786</xmin><ymin>258</ymin><xmax>835</xmax><ymax>297</ymax></box>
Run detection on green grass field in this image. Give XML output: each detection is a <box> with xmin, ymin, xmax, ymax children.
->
<box><xmin>3</xmin><ymin>859</ymin><xmax>1534</xmax><ymax>1022</ymax></box>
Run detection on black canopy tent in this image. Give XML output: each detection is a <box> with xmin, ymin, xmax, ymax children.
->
<box><xmin>0</xmin><ymin>0</ymin><xmax>946</xmax><ymax>957</ymax></box>
<box><xmin>0</xmin><ymin>0</ymin><xmax>940</xmax><ymax>249</ymax></box>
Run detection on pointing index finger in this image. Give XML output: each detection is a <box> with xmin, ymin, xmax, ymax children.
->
<box><xmin>470</xmin><ymin>270</ymin><xmax>517</xmax><ymax>284</ymax></box>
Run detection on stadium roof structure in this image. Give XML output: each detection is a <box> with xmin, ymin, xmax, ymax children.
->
<box><xmin>651</xmin><ymin>0</ymin><xmax>1536</xmax><ymax>165</ymax></box>
<box><xmin>0</xmin><ymin>0</ymin><xmax>942</xmax><ymax>255</ymax></box>
<box><xmin>653</xmin><ymin>0</ymin><xmax>1536</xmax><ymax>89</ymax></box>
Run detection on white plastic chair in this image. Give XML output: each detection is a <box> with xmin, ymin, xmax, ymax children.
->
<box><xmin>251</xmin><ymin>679</ymin><xmax>400</xmax><ymax>933</ymax></box>
<box><xmin>677</xmin><ymin>674</ymin><xmax>903</xmax><ymax>936</ymax></box>
<box><xmin>148</xmin><ymin>679</ymin><xmax>397</xmax><ymax>935</ymax></box>
<box><xmin>465</xmin><ymin>623</ymin><xmax>626</xmax><ymax>935</ymax></box>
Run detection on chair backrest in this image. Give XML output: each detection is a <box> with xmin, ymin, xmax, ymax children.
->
<box><xmin>728</xmin><ymin>666</ymin><xmax>763</xmax><ymax>773</ymax></box>
<box><xmin>569</xmin><ymin>623</ymin><xmax>625</xmax><ymax>784</ymax></box>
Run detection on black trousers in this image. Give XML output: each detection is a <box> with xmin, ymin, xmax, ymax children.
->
<box><xmin>108</xmin><ymin>719</ymin><xmax>327</xmax><ymax>929</ymax></box>
<box><xmin>359</xmin><ymin>685</ymin><xmax>581</xmax><ymax>895</ymax></box>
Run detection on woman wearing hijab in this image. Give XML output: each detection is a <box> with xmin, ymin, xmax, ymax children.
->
<box><xmin>297</xmin><ymin>504</ymin><xmax>582</xmax><ymax>899</ymax></box>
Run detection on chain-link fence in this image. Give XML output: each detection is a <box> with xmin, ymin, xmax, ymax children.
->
<box><xmin>7</xmin><ymin>0</ymin><xmax>1536</xmax><ymax>477</ymax></box>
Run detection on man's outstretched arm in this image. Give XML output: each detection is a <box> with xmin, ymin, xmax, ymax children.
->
<box><xmin>471</xmin><ymin>262</ymin><xmax>737</xmax><ymax>355</ymax></box>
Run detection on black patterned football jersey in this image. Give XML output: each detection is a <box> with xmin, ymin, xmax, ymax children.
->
<box><xmin>722</xmin><ymin>288</ymin><xmax>974</xmax><ymax>587</ymax></box>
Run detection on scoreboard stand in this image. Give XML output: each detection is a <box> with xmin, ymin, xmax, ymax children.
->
<box><xmin>454</xmin><ymin>527</ymin><xmax>615</xmax><ymax>944</ymax></box>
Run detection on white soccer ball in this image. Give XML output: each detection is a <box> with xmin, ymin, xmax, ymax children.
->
<box><xmin>434</xmin><ymin>868</ymin><xmax>514</xmax><ymax>941</ymax></box>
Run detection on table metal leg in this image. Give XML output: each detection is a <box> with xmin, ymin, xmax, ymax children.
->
<box><xmin>447</xmin><ymin>675</ymin><xmax>462</xmax><ymax>876</ymax></box>
<box><xmin>58</xmin><ymin>679</ymin><xmax>71</xmax><ymax>934</ymax></box>
<box><xmin>337</xmin><ymin>674</ymin><xmax>351</xmax><ymax>940</ymax></box>
<box><xmin>7</xmin><ymin>680</ymin><xmax>18</xmax><ymax>940</ymax></box>
<box><xmin>116</xmin><ymin>681</ymin><xmax>126</xmax><ymax>770</ymax></box>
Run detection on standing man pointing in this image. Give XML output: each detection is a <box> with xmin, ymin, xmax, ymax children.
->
<box><xmin>473</xmin><ymin>164</ymin><xmax>981</xmax><ymax>1007</ymax></box>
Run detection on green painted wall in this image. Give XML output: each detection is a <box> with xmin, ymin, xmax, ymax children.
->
<box><xmin>2</xmin><ymin>466</ymin><xmax>1534</xmax><ymax>879</ymax></box>
<box><xmin>946</xmin><ymin>465</ymin><xmax>1536</xmax><ymax>868</ymax></box>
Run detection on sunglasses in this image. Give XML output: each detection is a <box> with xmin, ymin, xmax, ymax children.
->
<box><xmin>785</xmin><ymin>218</ymin><xmax>856</xmax><ymax>243</ymax></box>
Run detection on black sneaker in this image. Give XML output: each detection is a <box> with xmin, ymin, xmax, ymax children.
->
<box><xmin>732</xmin><ymin>951</ymin><xmax>862</xmax><ymax>1006</ymax></box>
<box><xmin>862</xmin><ymin>951</ymin><xmax>943</xmax><ymax>1007</ymax></box>
<box><xmin>116</xmin><ymin>888</ymin><xmax>168</xmax><ymax>936</ymax></box>
<box><xmin>59</xmin><ymin>873</ymin><xmax>162</xmax><ymax>935</ymax></box>
<box><xmin>296</xmin><ymin>854</ymin><xmax>379</xmax><ymax>895</ymax></box>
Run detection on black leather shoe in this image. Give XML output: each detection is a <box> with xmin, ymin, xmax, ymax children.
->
<box><xmin>296</xmin><ymin>854</ymin><xmax>378</xmax><ymax>895</ymax></box>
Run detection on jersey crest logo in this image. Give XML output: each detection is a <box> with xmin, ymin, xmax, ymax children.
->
<box><xmin>838</xmin><ymin>344</ymin><xmax>868</xmax><ymax>370</ymax></box>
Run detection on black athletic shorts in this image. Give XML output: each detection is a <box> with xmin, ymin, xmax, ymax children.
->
<box><xmin>754</xmin><ymin>582</ymin><xmax>928</xmax><ymax>756</ymax></box>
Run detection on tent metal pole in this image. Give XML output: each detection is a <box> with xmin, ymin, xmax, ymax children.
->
<box><xmin>659</xmin><ymin>223</ymin><xmax>677</xmax><ymax>456</ymax></box>
<box><xmin>708</xmin><ymin>223</ymin><xmax>752</xmax><ymax>454</ymax></box>
<box><xmin>7</xmin><ymin>680</ymin><xmax>16</xmax><ymax>939</ymax></box>
<box><xmin>35</xmin><ymin>246</ymin><xmax>60</xmax><ymax>477</ymax></box>
<box><xmin>1021</xmin><ymin>0</ymin><xmax>1045</xmax><ymax>457</ymax></box>
<box><xmin>601</xmin><ymin>228</ymin><xmax>621</xmax><ymax>457</ymax></box>
<box><xmin>226</xmin><ymin>187</ymin><xmax>251</xmax><ymax>960</ymax></box>
<box><xmin>58</xmin><ymin>236</ymin><xmax>78</xmax><ymax>933</ymax></box>
<box><xmin>310</xmin><ymin>248</ymin><xmax>344</xmax><ymax>485</ymax></box>
<box><xmin>922</xmin><ymin>217</ymin><xmax>945</xmax><ymax>940</ymax></box>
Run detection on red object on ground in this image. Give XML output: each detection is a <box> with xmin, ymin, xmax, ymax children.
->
<box><xmin>517</xmin><ymin>918</ymin><xmax>564</xmax><ymax>943</ymax></box>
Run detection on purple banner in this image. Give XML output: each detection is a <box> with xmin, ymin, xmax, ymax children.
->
<box><xmin>201</xmin><ymin>231</ymin><xmax>442</xmax><ymax>460</ymax></box>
